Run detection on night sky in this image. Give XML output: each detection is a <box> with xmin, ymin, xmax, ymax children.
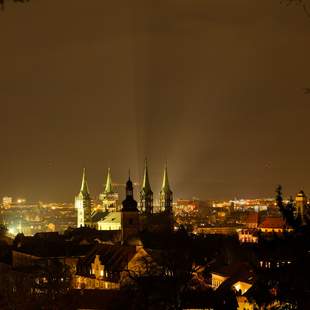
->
<box><xmin>1</xmin><ymin>1</ymin><xmax>310</xmax><ymax>202</ymax></box>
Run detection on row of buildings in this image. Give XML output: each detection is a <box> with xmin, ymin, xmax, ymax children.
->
<box><xmin>1</xmin><ymin>177</ymin><xmax>309</xmax><ymax>308</ymax></box>
<box><xmin>2</xmin><ymin>171</ymin><xmax>177</xmax><ymax>298</ymax></box>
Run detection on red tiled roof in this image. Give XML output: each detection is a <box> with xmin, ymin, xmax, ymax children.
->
<box><xmin>245</xmin><ymin>212</ymin><xmax>258</xmax><ymax>224</ymax></box>
<box><xmin>259</xmin><ymin>216</ymin><xmax>286</xmax><ymax>229</ymax></box>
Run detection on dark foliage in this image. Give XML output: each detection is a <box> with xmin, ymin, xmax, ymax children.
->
<box><xmin>276</xmin><ymin>185</ymin><xmax>299</xmax><ymax>229</ymax></box>
<box><xmin>281</xmin><ymin>0</ymin><xmax>310</xmax><ymax>17</ymax></box>
<box><xmin>0</xmin><ymin>0</ymin><xmax>29</xmax><ymax>10</ymax></box>
<box><xmin>0</xmin><ymin>224</ymin><xmax>7</xmax><ymax>236</ymax></box>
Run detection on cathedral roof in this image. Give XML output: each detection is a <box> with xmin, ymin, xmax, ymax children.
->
<box><xmin>97</xmin><ymin>212</ymin><xmax>121</xmax><ymax>225</ymax></box>
<box><xmin>91</xmin><ymin>210</ymin><xmax>109</xmax><ymax>223</ymax></box>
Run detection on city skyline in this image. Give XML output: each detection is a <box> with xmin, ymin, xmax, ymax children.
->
<box><xmin>0</xmin><ymin>3</ymin><xmax>310</xmax><ymax>309</ymax></box>
<box><xmin>1</xmin><ymin>164</ymin><xmax>308</xmax><ymax>204</ymax></box>
<box><xmin>1</xmin><ymin>1</ymin><xmax>310</xmax><ymax>201</ymax></box>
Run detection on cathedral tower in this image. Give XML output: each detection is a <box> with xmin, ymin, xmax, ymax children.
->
<box><xmin>121</xmin><ymin>173</ymin><xmax>139</xmax><ymax>243</ymax></box>
<box><xmin>99</xmin><ymin>168</ymin><xmax>118</xmax><ymax>212</ymax></box>
<box><xmin>159</xmin><ymin>164</ymin><xmax>173</xmax><ymax>214</ymax></box>
<box><xmin>140</xmin><ymin>159</ymin><xmax>153</xmax><ymax>214</ymax></box>
<box><xmin>75</xmin><ymin>168</ymin><xmax>92</xmax><ymax>227</ymax></box>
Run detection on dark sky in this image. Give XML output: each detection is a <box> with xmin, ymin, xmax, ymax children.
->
<box><xmin>1</xmin><ymin>0</ymin><xmax>310</xmax><ymax>202</ymax></box>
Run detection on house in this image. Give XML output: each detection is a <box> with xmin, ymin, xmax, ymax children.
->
<box><xmin>244</xmin><ymin>212</ymin><xmax>259</xmax><ymax>229</ymax></box>
<box><xmin>75</xmin><ymin>243</ymin><xmax>157</xmax><ymax>289</ymax></box>
<box><xmin>211</xmin><ymin>272</ymin><xmax>229</xmax><ymax>289</ymax></box>
<box><xmin>12</xmin><ymin>232</ymin><xmax>94</xmax><ymax>274</ymax></box>
<box><xmin>63</xmin><ymin>226</ymin><xmax>121</xmax><ymax>245</ymax></box>
<box><xmin>211</xmin><ymin>262</ymin><xmax>254</xmax><ymax>293</ymax></box>
<box><xmin>237</xmin><ymin>229</ymin><xmax>258</xmax><ymax>243</ymax></box>
<box><xmin>258</xmin><ymin>216</ymin><xmax>293</xmax><ymax>233</ymax></box>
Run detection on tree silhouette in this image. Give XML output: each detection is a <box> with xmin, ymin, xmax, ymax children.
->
<box><xmin>0</xmin><ymin>0</ymin><xmax>28</xmax><ymax>10</ymax></box>
<box><xmin>0</xmin><ymin>224</ymin><xmax>7</xmax><ymax>237</ymax></box>
<box><xmin>282</xmin><ymin>0</ymin><xmax>310</xmax><ymax>18</ymax></box>
<box><xmin>276</xmin><ymin>185</ymin><xmax>300</xmax><ymax>229</ymax></box>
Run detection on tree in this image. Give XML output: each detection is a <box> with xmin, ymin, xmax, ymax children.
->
<box><xmin>276</xmin><ymin>186</ymin><xmax>301</xmax><ymax>229</ymax></box>
<box><xmin>0</xmin><ymin>0</ymin><xmax>28</xmax><ymax>10</ymax></box>
<box><xmin>282</xmin><ymin>0</ymin><xmax>310</xmax><ymax>18</ymax></box>
<box><xmin>276</xmin><ymin>185</ymin><xmax>284</xmax><ymax>214</ymax></box>
<box><xmin>0</xmin><ymin>224</ymin><xmax>7</xmax><ymax>237</ymax></box>
<box><xmin>122</xmin><ymin>229</ymin><xmax>207</xmax><ymax>310</ymax></box>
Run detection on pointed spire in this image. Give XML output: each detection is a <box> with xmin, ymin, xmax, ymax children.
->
<box><xmin>142</xmin><ymin>158</ymin><xmax>152</xmax><ymax>194</ymax></box>
<box><xmin>104</xmin><ymin>168</ymin><xmax>113</xmax><ymax>194</ymax></box>
<box><xmin>123</xmin><ymin>172</ymin><xmax>138</xmax><ymax>212</ymax></box>
<box><xmin>126</xmin><ymin>169</ymin><xmax>134</xmax><ymax>198</ymax></box>
<box><xmin>161</xmin><ymin>162</ymin><xmax>171</xmax><ymax>193</ymax></box>
<box><xmin>80</xmin><ymin>168</ymin><xmax>90</xmax><ymax>194</ymax></box>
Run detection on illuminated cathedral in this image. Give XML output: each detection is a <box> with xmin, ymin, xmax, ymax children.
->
<box><xmin>74</xmin><ymin>161</ymin><xmax>174</xmax><ymax>240</ymax></box>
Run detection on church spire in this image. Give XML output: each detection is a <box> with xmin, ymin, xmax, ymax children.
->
<box><xmin>161</xmin><ymin>162</ymin><xmax>171</xmax><ymax>193</ymax></box>
<box><xmin>142</xmin><ymin>158</ymin><xmax>152</xmax><ymax>194</ymax></box>
<box><xmin>80</xmin><ymin>168</ymin><xmax>90</xmax><ymax>195</ymax></box>
<box><xmin>140</xmin><ymin>158</ymin><xmax>153</xmax><ymax>214</ymax></box>
<box><xmin>126</xmin><ymin>170</ymin><xmax>134</xmax><ymax>198</ymax></box>
<box><xmin>160</xmin><ymin>162</ymin><xmax>173</xmax><ymax>214</ymax></box>
<box><xmin>75</xmin><ymin>168</ymin><xmax>92</xmax><ymax>228</ymax></box>
<box><xmin>121</xmin><ymin>173</ymin><xmax>139</xmax><ymax>243</ymax></box>
<box><xmin>99</xmin><ymin>168</ymin><xmax>119</xmax><ymax>212</ymax></box>
<box><xmin>104</xmin><ymin>168</ymin><xmax>113</xmax><ymax>194</ymax></box>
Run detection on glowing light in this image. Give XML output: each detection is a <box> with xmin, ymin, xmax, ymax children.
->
<box><xmin>8</xmin><ymin>227</ymin><xmax>16</xmax><ymax>235</ymax></box>
<box><xmin>234</xmin><ymin>284</ymin><xmax>241</xmax><ymax>291</ymax></box>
